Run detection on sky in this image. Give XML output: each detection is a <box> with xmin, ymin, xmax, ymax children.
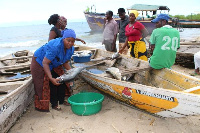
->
<box><xmin>0</xmin><ymin>0</ymin><xmax>199</xmax><ymax>27</ymax></box>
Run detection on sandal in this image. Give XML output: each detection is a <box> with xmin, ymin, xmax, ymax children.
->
<box><xmin>63</xmin><ymin>101</ymin><xmax>71</xmax><ymax>106</ymax></box>
<box><xmin>52</xmin><ymin>106</ymin><xmax>61</xmax><ymax>111</ymax></box>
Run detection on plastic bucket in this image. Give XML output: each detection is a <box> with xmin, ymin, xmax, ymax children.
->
<box><xmin>68</xmin><ymin>92</ymin><xmax>104</xmax><ymax>116</ymax></box>
<box><xmin>72</xmin><ymin>54</ymin><xmax>91</xmax><ymax>63</ymax></box>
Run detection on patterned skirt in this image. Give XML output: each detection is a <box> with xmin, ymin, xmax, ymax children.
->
<box><xmin>128</xmin><ymin>40</ymin><xmax>148</xmax><ymax>61</ymax></box>
<box><xmin>30</xmin><ymin>57</ymin><xmax>71</xmax><ymax>112</ymax></box>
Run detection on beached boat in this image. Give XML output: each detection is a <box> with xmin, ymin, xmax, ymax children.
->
<box><xmin>0</xmin><ymin>50</ymin><xmax>34</xmax><ymax>133</ymax></box>
<box><xmin>73</xmin><ymin>45</ymin><xmax>200</xmax><ymax>117</ymax></box>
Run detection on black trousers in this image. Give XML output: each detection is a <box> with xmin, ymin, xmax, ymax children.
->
<box><xmin>49</xmin><ymin>70</ymin><xmax>66</xmax><ymax>107</ymax></box>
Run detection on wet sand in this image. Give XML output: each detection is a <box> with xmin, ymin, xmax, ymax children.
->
<box><xmin>8</xmin><ymin>65</ymin><xmax>200</xmax><ymax>133</ymax></box>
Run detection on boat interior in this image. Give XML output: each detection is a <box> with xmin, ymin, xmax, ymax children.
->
<box><xmin>74</xmin><ymin>46</ymin><xmax>200</xmax><ymax>94</ymax></box>
<box><xmin>0</xmin><ymin>81</ymin><xmax>23</xmax><ymax>100</ymax></box>
<box><xmin>0</xmin><ymin>50</ymin><xmax>32</xmax><ymax>83</ymax></box>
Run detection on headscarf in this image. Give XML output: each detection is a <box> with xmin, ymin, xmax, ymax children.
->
<box><xmin>62</xmin><ymin>29</ymin><xmax>76</xmax><ymax>39</ymax></box>
<box><xmin>129</xmin><ymin>10</ymin><xmax>139</xmax><ymax>18</ymax></box>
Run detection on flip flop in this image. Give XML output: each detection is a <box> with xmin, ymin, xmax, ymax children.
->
<box><xmin>52</xmin><ymin>106</ymin><xmax>61</xmax><ymax>111</ymax></box>
<box><xmin>63</xmin><ymin>101</ymin><xmax>71</xmax><ymax>106</ymax></box>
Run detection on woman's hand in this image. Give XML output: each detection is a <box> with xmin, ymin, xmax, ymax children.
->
<box><xmin>81</xmin><ymin>40</ymin><xmax>86</xmax><ymax>44</ymax></box>
<box><xmin>119</xmin><ymin>49</ymin><xmax>123</xmax><ymax>54</ymax></box>
<box><xmin>50</xmin><ymin>78</ymin><xmax>61</xmax><ymax>86</ymax></box>
<box><xmin>75</xmin><ymin>38</ymin><xmax>86</xmax><ymax>44</ymax></box>
<box><xmin>69</xmin><ymin>82</ymin><xmax>74</xmax><ymax>86</ymax></box>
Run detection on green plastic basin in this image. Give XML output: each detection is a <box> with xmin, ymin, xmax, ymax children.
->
<box><xmin>68</xmin><ymin>92</ymin><xmax>104</xmax><ymax>116</ymax></box>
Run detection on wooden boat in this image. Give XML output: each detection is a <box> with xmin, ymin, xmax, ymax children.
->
<box><xmin>0</xmin><ymin>50</ymin><xmax>34</xmax><ymax>133</ymax></box>
<box><xmin>84</xmin><ymin>4</ymin><xmax>170</xmax><ymax>33</ymax></box>
<box><xmin>84</xmin><ymin>4</ymin><xmax>200</xmax><ymax>33</ymax></box>
<box><xmin>73</xmin><ymin>45</ymin><xmax>200</xmax><ymax>117</ymax></box>
<box><xmin>178</xmin><ymin>19</ymin><xmax>200</xmax><ymax>28</ymax></box>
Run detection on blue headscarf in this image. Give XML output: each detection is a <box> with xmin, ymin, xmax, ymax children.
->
<box><xmin>61</xmin><ymin>29</ymin><xmax>76</xmax><ymax>39</ymax></box>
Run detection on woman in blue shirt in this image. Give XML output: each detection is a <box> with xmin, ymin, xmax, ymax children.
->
<box><xmin>30</xmin><ymin>29</ymin><xmax>76</xmax><ymax>111</ymax></box>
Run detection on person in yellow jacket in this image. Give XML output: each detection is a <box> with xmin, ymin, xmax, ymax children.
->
<box><xmin>119</xmin><ymin>10</ymin><xmax>149</xmax><ymax>61</ymax></box>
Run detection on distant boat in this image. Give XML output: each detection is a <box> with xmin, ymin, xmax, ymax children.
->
<box><xmin>84</xmin><ymin>4</ymin><xmax>200</xmax><ymax>33</ymax></box>
<box><xmin>84</xmin><ymin>4</ymin><xmax>170</xmax><ymax>33</ymax></box>
<box><xmin>178</xmin><ymin>19</ymin><xmax>200</xmax><ymax>28</ymax></box>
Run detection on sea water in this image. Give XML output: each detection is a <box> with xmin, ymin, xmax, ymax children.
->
<box><xmin>0</xmin><ymin>22</ymin><xmax>105</xmax><ymax>58</ymax></box>
<box><xmin>0</xmin><ymin>21</ymin><xmax>200</xmax><ymax>58</ymax></box>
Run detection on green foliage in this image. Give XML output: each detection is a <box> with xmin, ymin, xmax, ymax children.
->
<box><xmin>170</xmin><ymin>14</ymin><xmax>200</xmax><ymax>20</ymax></box>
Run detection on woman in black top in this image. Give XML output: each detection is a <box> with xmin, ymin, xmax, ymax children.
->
<box><xmin>48</xmin><ymin>14</ymin><xmax>62</xmax><ymax>41</ymax></box>
<box><xmin>48</xmin><ymin>14</ymin><xmax>86</xmax><ymax>44</ymax></box>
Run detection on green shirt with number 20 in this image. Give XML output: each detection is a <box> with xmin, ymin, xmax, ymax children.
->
<box><xmin>149</xmin><ymin>25</ymin><xmax>180</xmax><ymax>69</ymax></box>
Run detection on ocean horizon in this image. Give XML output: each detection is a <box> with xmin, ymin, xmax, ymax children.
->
<box><xmin>0</xmin><ymin>21</ymin><xmax>200</xmax><ymax>58</ymax></box>
<box><xmin>0</xmin><ymin>21</ymin><xmax>105</xmax><ymax>58</ymax></box>
<box><xmin>0</xmin><ymin>19</ymin><xmax>87</xmax><ymax>28</ymax></box>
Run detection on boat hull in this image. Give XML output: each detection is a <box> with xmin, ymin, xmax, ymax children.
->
<box><xmin>80</xmin><ymin>69</ymin><xmax>200</xmax><ymax>117</ymax></box>
<box><xmin>179</xmin><ymin>19</ymin><xmax>200</xmax><ymax>28</ymax></box>
<box><xmin>0</xmin><ymin>78</ymin><xmax>34</xmax><ymax>133</ymax></box>
<box><xmin>84</xmin><ymin>12</ymin><xmax>200</xmax><ymax>33</ymax></box>
<box><xmin>0</xmin><ymin>50</ymin><xmax>34</xmax><ymax>133</ymax></box>
<box><xmin>74</xmin><ymin>46</ymin><xmax>200</xmax><ymax>117</ymax></box>
<box><xmin>84</xmin><ymin>12</ymin><xmax>156</xmax><ymax>33</ymax></box>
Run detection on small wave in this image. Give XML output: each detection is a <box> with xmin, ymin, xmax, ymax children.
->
<box><xmin>0</xmin><ymin>40</ymin><xmax>45</xmax><ymax>48</ymax></box>
<box><xmin>76</xmin><ymin>41</ymin><xmax>119</xmax><ymax>50</ymax></box>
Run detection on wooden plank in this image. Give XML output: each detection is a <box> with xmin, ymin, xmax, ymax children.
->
<box><xmin>0</xmin><ymin>71</ymin><xmax>16</xmax><ymax>75</ymax></box>
<box><xmin>180</xmin><ymin>42</ymin><xmax>200</xmax><ymax>45</ymax></box>
<box><xmin>0</xmin><ymin>55</ymin><xmax>32</xmax><ymax>62</ymax></box>
<box><xmin>0</xmin><ymin>63</ymin><xmax>31</xmax><ymax>70</ymax></box>
<box><xmin>0</xmin><ymin>76</ymin><xmax>30</xmax><ymax>83</ymax></box>
<box><xmin>120</xmin><ymin>66</ymin><xmax>150</xmax><ymax>76</ymax></box>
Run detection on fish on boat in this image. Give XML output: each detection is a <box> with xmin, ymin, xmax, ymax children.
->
<box><xmin>58</xmin><ymin>51</ymin><xmax>120</xmax><ymax>83</ymax></box>
<box><xmin>72</xmin><ymin>45</ymin><xmax>200</xmax><ymax>118</ymax></box>
<box><xmin>0</xmin><ymin>50</ymin><xmax>34</xmax><ymax>133</ymax></box>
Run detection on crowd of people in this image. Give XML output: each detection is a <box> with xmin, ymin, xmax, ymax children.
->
<box><xmin>102</xmin><ymin>8</ymin><xmax>180</xmax><ymax>69</ymax></box>
<box><xmin>30</xmin><ymin>8</ymin><xmax>187</xmax><ymax>112</ymax></box>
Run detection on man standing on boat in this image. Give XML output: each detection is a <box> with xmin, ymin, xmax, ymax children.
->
<box><xmin>117</xmin><ymin>8</ymin><xmax>129</xmax><ymax>55</ymax></box>
<box><xmin>102</xmin><ymin>10</ymin><xmax>118</xmax><ymax>52</ymax></box>
<box><xmin>149</xmin><ymin>14</ymin><xmax>180</xmax><ymax>69</ymax></box>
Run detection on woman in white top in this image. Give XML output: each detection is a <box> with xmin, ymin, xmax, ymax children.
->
<box><xmin>193</xmin><ymin>51</ymin><xmax>200</xmax><ymax>75</ymax></box>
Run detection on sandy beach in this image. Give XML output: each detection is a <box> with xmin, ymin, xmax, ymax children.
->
<box><xmin>6</xmin><ymin>32</ymin><xmax>200</xmax><ymax>133</ymax></box>
<box><xmin>7</xmin><ymin>64</ymin><xmax>200</xmax><ymax>133</ymax></box>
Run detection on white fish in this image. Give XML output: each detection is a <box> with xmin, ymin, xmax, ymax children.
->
<box><xmin>106</xmin><ymin>67</ymin><xmax>121</xmax><ymax>80</ymax></box>
<box><xmin>111</xmin><ymin>52</ymin><xmax>120</xmax><ymax>60</ymax></box>
<box><xmin>58</xmin><ymin>67</ymin><xmax>85</xmax><ymax>83</ymax></box>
